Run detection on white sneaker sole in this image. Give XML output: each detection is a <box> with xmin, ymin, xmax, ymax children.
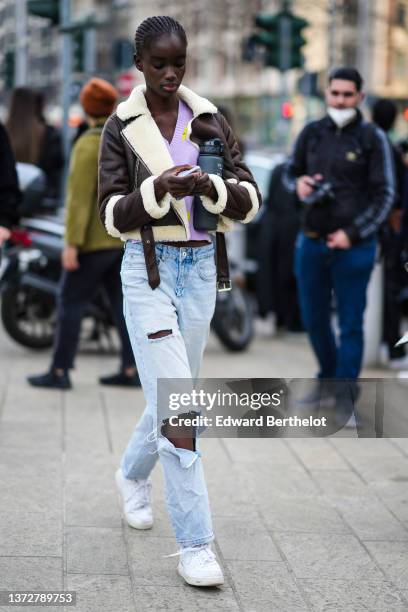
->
<box><xmin>178</xmin><ymin>564</ymin><xmax>224</xmax><ymax>587</ymax></box>
<box><xmin>115</xmin><ymin>471</ymin><xmax>153</xmax><ymax>530</ymax></box>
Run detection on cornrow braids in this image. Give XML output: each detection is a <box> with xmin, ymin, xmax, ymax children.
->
<box><xmin>135</xmin><ymin>16</ymin><xmax>187</xmax><ymax>57</ymax></box>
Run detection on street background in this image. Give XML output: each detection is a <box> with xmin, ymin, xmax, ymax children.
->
<box><xmin>2</xmin><ymin>324</ymin><xmax>408</xmax><ymax>612</ymax></box>
<box><xmin>2</xmin><ymin>0</ymin><xmax>408</xmax><ymax>610</ymax></box>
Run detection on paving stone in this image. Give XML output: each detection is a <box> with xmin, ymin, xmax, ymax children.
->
<box><xmin>0</xmin><ymin>420</ymin><xmax>62</xmax><ymax>451</ymax></box>
<box><xmin>312</xmin><ymin>469</ymin><xmax>370</xmax><ymax>498</ymax></box>
<box><xmin>0</xmin><ymin>512</ymin><xmax>62</xmax><ymax>556</ymax></box>
<box><xmin>65</xmin><ymin>472</ymin><xmax>121</xmax><ymax>528</ymax></box>
<box><xmin>66</xmin><ymin>574</ymin><xmax>135</xmax><ymax>612</ymax></box>
<box><xmin>241</xmin><ymin>463</ymin><xmax>320</xmax><ymax>499</ymax></box>
<box><xmin>213</xmin><ymin>516</ymin><xmax>281</xmax><ymax>561</ymax></box>
<box><xmin>275</xmin><ymin>533</ymin><xmax>384</xmax><ymax>580</ymax></box>
<box><xmin>369</xmin><ymin>480</ymin><xmax>408</xmax><ymax>522</ymax></box>
<box><xmin>300</xmin><ymin>578</ymin><xmax>407</xmax><ymax>611</ymax></box>
<box><xmin>259</xmin><ymin>494</ymin><xmax>350</xmax><ymax>534</ymax></box>
<box><xmin>226</xmin><ymin>560</ymin><xmax>307</xmax><ymax>611</ymax></box>
<box><xmin>0</xmin><ymin>451</ymin><xmax>62</xmax><ymax>515</ymax></box>
<box><xmin>64</xmin><ymin>392</ymin><xmax>109</xmax><ymax>455</ymax></box>
<box><xmin>365</xmin><ymin>541</ymin><xmax>408</xmax><ymax>589</ymax></box>
<box><xmin>132</xmin><ymin>586</ymin><xmax>239</xmax><ymax>611</ymax></box>
<box><xmin>222</xmin><ymin>438</ymin><xmax>299</xmax><ymax>466</ymax></box>
<box><xmin>330</xmin><ymin>438</ymin><xmax>403</xmax><ymax>459</ymax></box>
<box><xmin>288</xmin><ymin>438</ymin><xmax>349</xmax><ymax>470</ymax></box>
<box><xmin>333</xmin><ymin>496</ymin><xmax>408</xmax><ymax>541</ymax></box>
<box><xmin>0</xmin><ymin>556</ymin><xmax>62</xmax><ymax>589</ymax></box>
<box><xmin>66</xmin><ymin>527</ymin><xmax>128</xmax><ymax>575</ymax></box>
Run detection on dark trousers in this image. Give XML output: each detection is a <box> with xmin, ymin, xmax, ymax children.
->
<box><xmin>382</xmin><ymin>233</ymin><xmax>406</xmax><ymax>359</ymax></box>
<box><xmin>52</xmin><ymin>249</ymin><xmax>135</xmax><ymax>371</ymax></box>
<box><xmin>295</xmin><ymin>233</ymin><xmax>376</xmax><ymax>379</ymax></box>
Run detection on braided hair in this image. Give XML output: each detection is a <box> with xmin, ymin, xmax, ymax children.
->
<box><xmin>135</xmin><ymin>16</ymin><xmax>187</xmax><ymax>57</ymax></box>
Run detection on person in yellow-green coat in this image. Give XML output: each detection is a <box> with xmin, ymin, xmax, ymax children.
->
<box><xmin>28</xmin><ymin>78</ymin><xmax>139</xmax><ymax>390</ymax></box>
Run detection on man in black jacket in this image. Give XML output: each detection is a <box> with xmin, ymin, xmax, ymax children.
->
<box><xmin>0</xmin><ymin>122</ymin><xmax>20</xmax><ymax>245</ymax></box>
<box><xmin>284</xmin><ymin>67</ymin><xmax>395</xmax><ymax>420</ymax></box>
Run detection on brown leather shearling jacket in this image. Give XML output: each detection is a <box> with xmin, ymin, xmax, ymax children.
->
<box><xmin>98</xmin><ymin>85</ymin><xmax>261</xmax><ymax>289</ymax></box>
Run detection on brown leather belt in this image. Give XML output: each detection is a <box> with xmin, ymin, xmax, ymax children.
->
<box><xmin>160</xmin><ymin>240</ymin><xmax>210</xmax><ymax>247</ymax></box>
<box><xmin>140</xmin><ymin>226</ymin><xmax>231</xmax><ymax>292</ymax></box>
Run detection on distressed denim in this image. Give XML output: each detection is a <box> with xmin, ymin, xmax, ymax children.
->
<box><xmin>120</xmin><ymin>240</ymin><xmax>217</xmax><ymax>547</ymax></box>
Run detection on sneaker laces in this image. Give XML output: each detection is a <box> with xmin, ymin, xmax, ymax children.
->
<box><xmin>164</xmin><ymin>545</ymin><xmax>216</xmax><ymax>564</ymax></box>
<box><xmin>127</xmin><ymin>479</ymin><xmax>151</xmax><ymax>510</ymax></box>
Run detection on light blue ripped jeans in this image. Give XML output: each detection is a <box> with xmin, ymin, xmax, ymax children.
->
<box><xmin>120</xmin><ymin>240</ymin><xmax>217</xmax><ymax>548</ymax></box>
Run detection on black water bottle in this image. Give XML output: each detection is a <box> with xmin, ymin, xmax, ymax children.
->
<box><xmin>193</xmin><ymin>138</ymin><xmax>224</xmax><ymax>231</ymax></box>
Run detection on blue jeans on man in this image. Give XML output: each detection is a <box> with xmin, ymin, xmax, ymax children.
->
<box><xmin>294</xmin><ymin>232</ymin><xmax>377</xmax><ymax>380</ymax></box>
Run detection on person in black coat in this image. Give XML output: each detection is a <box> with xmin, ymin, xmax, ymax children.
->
<box><xmin>256</xmin><ymin>161</ymin><xmax>303</xmax><ymax>331</ymax></box>
<box><xmin>0</xmin><ymin>121</ymin><xmax>21</xmax><ymax>246</ymax></box>
<box><xmin>372</xmin><ymin>98</ymin><xmax>408</xmax><ymax>368</ymax></box>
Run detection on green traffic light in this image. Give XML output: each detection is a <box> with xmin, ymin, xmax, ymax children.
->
<box><xmin>72</xmin><ymin>29</ymin><xmax>85</xmax><ymax>73</ymax></box>
<box><xmin>252</xmin><ymin>9</ymin><xmax>309</xmax><ymax>71</ymax></box>
<box><xmin>27</xmin><ymin>0</ymin><xmax>59</xmax><ymax>25</ymax></box>
<box><xmin>4</xmin><ymin>50</ymin><xmax>15</xmax><ymax>90</ymax></box>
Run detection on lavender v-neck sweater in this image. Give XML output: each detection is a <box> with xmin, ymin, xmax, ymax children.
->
<box><xmin>163</xmin><ymin>100</ymin><xmax>211</xmax><ymax>242</ymax></box>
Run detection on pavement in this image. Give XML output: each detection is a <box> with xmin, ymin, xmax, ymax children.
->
<box><xmin>1</xmin><ymin>324</ymin><xmax>408</xmax><ymax>611</ymax></box>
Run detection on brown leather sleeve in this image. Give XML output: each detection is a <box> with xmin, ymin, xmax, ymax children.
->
<box><xmin>98</xmin><ymin>115</ymin><xmax>157</xmax><ymax>234</ymax></box>
<box><xmin>216</xmin><ymin>113</ymin><xmax>262</xmax><ymax>221</ymax></box>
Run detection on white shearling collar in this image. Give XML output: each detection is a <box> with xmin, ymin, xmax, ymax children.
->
<box><xmin>116</xmin><ymin>84</ymin><xmax>217</xmax><ymax>121</ymax></box>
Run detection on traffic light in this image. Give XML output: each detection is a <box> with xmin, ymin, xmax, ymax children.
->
<box><xmin>281</xmin><ymin>101</ymin><xmax>294</xmax><ymax>119</ymax></box>
<box><xmin>4</xmin><ymin>50</ymin><xmax>15</xmax><ymax>90</ymax></box>
<box><xmin>27</xmin><ymin>0</ymin><xmax>59</xmax><ymax>25</ymax></box>
<box><xmin>251</xmin><ymin>9</ymin><xmax>309</xmax><ymax>71</ymax></box>
<box><xmin>72</xmin><ymin>29</ymin><xmax>85</xmax><ymax>73</ymax></box>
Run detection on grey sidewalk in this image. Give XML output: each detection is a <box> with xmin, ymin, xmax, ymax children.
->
<box><xmin>1</xmin><ymin>327</ymin><xmax>408</xmax><ymax>611</ymax></box>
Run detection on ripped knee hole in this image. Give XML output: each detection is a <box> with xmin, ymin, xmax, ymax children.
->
<box><xmin>147</xmin><ymin>329</ymin><xmax>172</xmax><ymax>339</ymax></box>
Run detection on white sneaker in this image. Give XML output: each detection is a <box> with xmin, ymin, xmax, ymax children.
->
<box><xmin>254</xmin><ymin>313</ymin><xmax>277</xmax><ymax>338</ymax></box>
<box><xmin>115</xmin><ymin>468</ymin><xmax>153</xmax><ymax>529</ymax></box>
<box><xmin>177</xmin><ymin>544</ymin><xmax>224</xmax><ymax>587</ymax></box>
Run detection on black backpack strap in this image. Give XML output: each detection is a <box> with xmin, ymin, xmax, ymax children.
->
<box><xmin>358</xmin><ymin>122</ymin><xmax>377</xmax><ymax>154</ymax></box>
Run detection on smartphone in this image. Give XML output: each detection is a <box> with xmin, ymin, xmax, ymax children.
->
<box><xmin>177</xmin><ymin>165</ymin><xmax>201</xmax><ymax>177</ymax></box>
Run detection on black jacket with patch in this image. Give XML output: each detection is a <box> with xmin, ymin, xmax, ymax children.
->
<box><xmin>283</xmin><ymin>111</ymin><xmax>396</xmax><ymax>244</ymax></box>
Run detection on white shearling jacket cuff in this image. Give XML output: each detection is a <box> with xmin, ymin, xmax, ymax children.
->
<box><xmin>140</xmin><ymin>176</ymin><xmax>171</xmax><ymax>219</ymax></box>
<box><xmin>200</xmin><ymin>174</ymin><xmax>228</xmax><ymax>214</ymax></box>
<box><xmin>240</xmin><ymin>181</ymin><xmax>260</xmax><ymax>223</ymax></box>
<box><xmin>105</xmin><ymin>195</ymin><xmax>123</xmax><ymax>238</ymax></box>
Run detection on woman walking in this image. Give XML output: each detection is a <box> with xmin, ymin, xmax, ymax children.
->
<box><xmin>6</xmin><ymin>87</ymin><xmax>64</xmax><ymax>202</ymax></box>
<box><xmin>99</xmin><ymin>16</ymin><xmax>260</xmax><ymax>587</ymax></box>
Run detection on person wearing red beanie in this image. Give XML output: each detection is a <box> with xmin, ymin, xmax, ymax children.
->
<box><xmin>28</xmin><ymin>78</ymin><xmax>139</xmax><ymax>390</ymax></box>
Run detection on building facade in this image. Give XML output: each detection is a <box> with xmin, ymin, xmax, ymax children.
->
<box><xmin>1</xmin><ymin>0</ymin><xmax>408</xmax><ymax>137</ymax></box>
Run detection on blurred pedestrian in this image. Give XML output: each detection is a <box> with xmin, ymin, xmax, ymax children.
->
<box><xmin>0</xmin><ymin>121</ymin><xmax>21</xmax><ymax>246</ymax></box>
<box><xmin>284</xmin><ymin>67</ymin><xmax>395</xmax><ymax>426</ymax></box>
<box><xmin>34</xmin><ymin>90</ymin><xmax>64</xmax><ymax>200</ymax></box>
<box><xmin>6</xmin><ymin>88</ymin><xmax>63</xmax><ymax>207</ymax></box>
<box><xmin>256</xmin><ymin>161</ymin><xmax>303</xmax><ymax>333</ymax></box>
<box><xmin>27</xmin><ymin>77</ymin><xmax>139</xmax><ymax>390</ymax></box>
<box><xmin>98</xmin><ymin>16</ymin><xmax>260</xmax><ymax>586</ymax></box>
<box><xmin>371</xmin><ymin>99</ymin><xmax>408</xmax><ymax>369</ymax></box>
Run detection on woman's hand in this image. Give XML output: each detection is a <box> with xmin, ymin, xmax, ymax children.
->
<box><xmin>62</xmin><ymin>245</ymin><xmax>80</xmax><ymax>271</ymax></box>
<box><xmin>154</xmin><ymin>165</ymin><xmax>201</xmax><ymax>200</ymax></box>
<box><xmin>191</xmin><ymin>173</ymin><xmax>217</xmax><ymax>199</ymax></box>
<box><xmin>0</xmin><ymin>227</ymin><xmax>11</xmax><ymax>247</ymax></box>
